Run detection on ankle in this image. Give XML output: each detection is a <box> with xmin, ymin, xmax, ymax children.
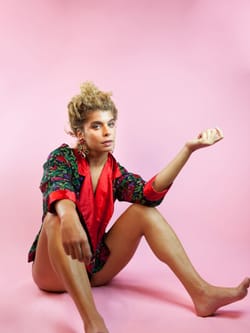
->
<box><xmin>188</xmin><ymin>280</ymin><xmax>210</xmax><ymax>300</ymax></box>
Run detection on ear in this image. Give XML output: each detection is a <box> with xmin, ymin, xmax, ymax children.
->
<box><xmin>76</xmin><ymin>128</ymin><xmax>85</xmax><ymax>140</ymax></box>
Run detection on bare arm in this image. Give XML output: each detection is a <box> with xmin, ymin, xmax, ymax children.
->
<box><xmin>55</xmin><ymin>199</ymin><xmax>92</xmax><ymax>264</ymax></box>
<box><xmin>153</xmin><ymin>128</ymin><xmax>224</xmax><ymax>192</ymax></box>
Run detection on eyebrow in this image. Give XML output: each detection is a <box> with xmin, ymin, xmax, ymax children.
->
<box><xmin>90</xmin><ymin>118</ymin><xmax>115</xmax><ymax>125</ymax></box>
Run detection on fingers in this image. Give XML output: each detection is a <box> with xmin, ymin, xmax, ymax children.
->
<box><xmin>63</xmin><ymin>240</ymin><xmax>92</xmax><ymax>264</ymax></box>
<box><xmin>79</xmin><ymin>240</ymin><xmax>93</xmax><ymax>265</ymax></box>
<box><xmin>215</xmin><ymin>127</ymin><xmax>224</xmax><ymax>140</ymax></box>
<box><xmin>209</xmin><ymin>127</ymin><xmax>224</xmax><ymax>143</ymax></box>
<box><xmin>199</xmin><ymin>127</ymin><xmax>224</xmax><ymax>144</ymax></box>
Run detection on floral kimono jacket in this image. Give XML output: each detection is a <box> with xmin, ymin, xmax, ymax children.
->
<box><xmin>28</xmin><ymin>144</ymin><xmax>170</xmax><ymax>274</ymax></box>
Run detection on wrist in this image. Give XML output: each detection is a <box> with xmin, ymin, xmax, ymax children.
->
<box><xmin>60</xmin><ymin>210</ymin><xmax>79</xmax><ymax>227</ymax></box>
<box><xmin>60</xmin><ymin>212</ymin><xmax>73</xmax><ymax>223</ymax></box>
<box><xmin>184</xmin><ymin>143</ymin><xmax>195</xmax><ymax>155</ymax></box>
<box><xmin>55</xmin><ymin>199</ymin><xmax>76</xmax><ymax>219</ymax></box>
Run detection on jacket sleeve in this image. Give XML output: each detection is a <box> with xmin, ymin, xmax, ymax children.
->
<box><xmin>40</xmin><ymin>148</ymin><xmax>77</xmax><ymax>215</ymax></box>
<box><xmin>113</xmin><ymin>164</ymin><xmax>171</xmax><ymax>207</ymax></box>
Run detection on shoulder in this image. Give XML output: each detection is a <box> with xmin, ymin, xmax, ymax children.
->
<box><xmin>47</xmin><ymin>143</ymin><xmax>71</xmax><ymax>156</ymax></box>
<box><xmin>42</xmin><ymin>144</ymin><xmax>78</xmax><ymax>172</ymax></box>
<box><xmin>109</xmin><ymin>153</ymin><xmax>128</xmax><ymax>176</ymax></box>
<box><xmin>46</xmin><ymin>144</ymin><xmax>75</xmax><ymax>162</ymax></box>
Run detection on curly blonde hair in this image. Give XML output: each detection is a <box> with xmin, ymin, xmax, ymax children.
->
<box><xmin>68</xmin><ymin>82</ymin><xmax>118</xmax><ymax>136</ymax></box>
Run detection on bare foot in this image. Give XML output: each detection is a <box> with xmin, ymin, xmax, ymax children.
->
<box><xmin>193</xmin><ymin>277</ymin><xmax>250</xmax><ymax>317</ymax></box>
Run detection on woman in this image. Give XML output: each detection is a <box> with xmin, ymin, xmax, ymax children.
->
<box><xmin>28</xmin><ymin>82</ymin><xmax>249</xmax><ymax>333</ymax></box>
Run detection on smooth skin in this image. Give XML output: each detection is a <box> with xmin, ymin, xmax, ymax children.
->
<box><xmin>32</xmin><ymin>110</ymin><xmax>250</xmax><ymax>333</ymax></box>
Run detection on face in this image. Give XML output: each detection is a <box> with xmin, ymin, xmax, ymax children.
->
<box><xmin>79</xmin><ymin>110</ymin><xmax>116</xmax><ymax>155</ymax></box>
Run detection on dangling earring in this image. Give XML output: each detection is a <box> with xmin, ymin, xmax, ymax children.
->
<box><xmin>77</xmin><ymin>138</ymin><xmax>89</xmax><ymax>158</ymax></box>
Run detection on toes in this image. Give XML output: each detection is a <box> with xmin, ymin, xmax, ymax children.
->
<box><xmin>242</xmin><ymin>277</ymin><xmax>250</xmax><ymax>289</ymax></box>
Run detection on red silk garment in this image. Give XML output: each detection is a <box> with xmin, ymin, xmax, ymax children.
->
<box><xmin>75</xmin><ymin>152</ymin><xmax>121</xmax><ymax>252</ymax></box>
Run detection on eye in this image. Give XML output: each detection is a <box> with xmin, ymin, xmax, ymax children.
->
<box><xmin>108</xmin><ymin>120</ymin><xmax>116</xmax><ymax>128</ymax></box>
<box><xmin>91</xmin><ymin>123</ymin><xmax>101</xmax><ymax>130</ymax></box>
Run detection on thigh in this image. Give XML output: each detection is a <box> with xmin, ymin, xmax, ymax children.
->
<box><xmin>91</xmin><ymin>204</ymin><xmax>153</xmax><ymax>286</ymax></box>
<box><xmin>32</xmin><ymin>214</ymin><xmax>65</xmax><ymax>292</ymax></box>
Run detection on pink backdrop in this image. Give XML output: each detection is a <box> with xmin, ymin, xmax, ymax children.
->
<box><xmin>0</xmin><ymin>1</ymin><xmax>249</xmax><ymax>332</ymax></box>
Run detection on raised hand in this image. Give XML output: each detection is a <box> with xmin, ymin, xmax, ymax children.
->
<box><xmin>186</xmin><ymin>127</ymin><xmax>224</xmax><ymax>152</ymax></box>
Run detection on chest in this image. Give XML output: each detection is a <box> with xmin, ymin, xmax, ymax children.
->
<box><xmin>90</xmin><ymin>166</ymin><xmax>104</xmax><ymax>193</ymax></box>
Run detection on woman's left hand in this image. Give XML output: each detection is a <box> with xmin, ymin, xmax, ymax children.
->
<box><xmin>186</xmin><ymin>127</ymin><xmax>224</xmax><ymax>152</ymax></box>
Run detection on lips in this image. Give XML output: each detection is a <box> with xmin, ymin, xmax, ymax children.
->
<box><xmin>102</xmin><ymin>140</ymin><xmax>113</xmax><ymax>144</ymax></box>
<box><xmin>102</xmin><ymin>140</ymin><xmax>113</xmax><ymax>147</ymax></box>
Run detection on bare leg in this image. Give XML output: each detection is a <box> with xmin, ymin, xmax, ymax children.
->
<box><xmin>91</xmin><ymin>204</ymin><xmax>249</xmax><ymax>316</ymax></box>
<box><xmin>32</xmin><ymin>213</ymin><xmax>109</xmax><ymax>333</ymax></box>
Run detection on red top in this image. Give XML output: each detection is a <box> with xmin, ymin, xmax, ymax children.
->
<box><xmin>75</xmin><ymin>152</ymin><xmax>122</xmax><ymax>252</ymax></box>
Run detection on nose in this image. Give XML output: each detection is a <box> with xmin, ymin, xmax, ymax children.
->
<box><xmin>103</xmin><ymin>124</ymin><xmax>110</xmax><ymax>136</ymax></box>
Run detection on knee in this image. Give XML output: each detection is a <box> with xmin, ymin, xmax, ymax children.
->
<box><xmin>128</xmin><ymin>204</ymin><xmax>159</xmax><ymax>221</ymax></box>
<box><xmin>126</xmin><ymin>204</ymin><xmax>163</xmax><ymax>232</ymax></box>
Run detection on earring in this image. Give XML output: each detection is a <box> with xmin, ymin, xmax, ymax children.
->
<box><xmin>77</xmin><ymin>139</ymin><xmax>89</xmax><ymax>158</ymax></box>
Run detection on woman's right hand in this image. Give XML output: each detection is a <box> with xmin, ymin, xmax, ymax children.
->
<box><xmin>61</xmin><ymin>214</ymin><xmax>92</xmax><ymax>264</ymax></box>
<box><xmin>55</xmin><ymin>200</ymin><xmax>92</xmax><ymax>264</ymax></box>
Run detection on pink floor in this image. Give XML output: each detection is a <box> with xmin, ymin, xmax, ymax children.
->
<box><xmin>1</xmin><ymin>234</ymin><xmax>249</xmax><ymax>333</ymax></box>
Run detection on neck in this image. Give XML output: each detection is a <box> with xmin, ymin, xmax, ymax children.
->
<box><xmin>87</xmin><ymin>152</ymin><xmax>109</xmax><ymax>167</ymax></box>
